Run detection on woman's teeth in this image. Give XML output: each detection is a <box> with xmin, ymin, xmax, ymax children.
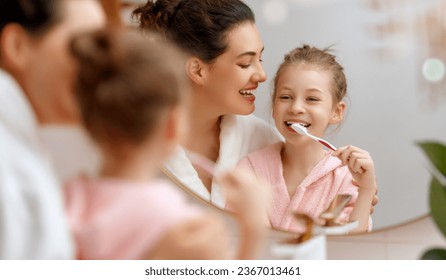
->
<box><xmin>239</xmin><ymin>89</ymin><xmax>255</xmax><ymax>96</ymax></box>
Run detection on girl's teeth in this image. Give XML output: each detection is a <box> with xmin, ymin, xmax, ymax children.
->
<box><xmin>286</xmin><ymin>122</ymin><xmax>310</xmax><ymax>127</ymax></box>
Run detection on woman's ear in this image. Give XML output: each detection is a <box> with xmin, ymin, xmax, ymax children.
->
<box><xmin>186</xmin><ymin>57</ymin><xmax>207</xmax><ymax>86</ymax></box>
<box><xmin>0</xmin><ymin>24</ymin><xmax>31</xmax><ymax>71</ymax></box>
<box><xmin>330</xmin><ymin>101</ymin><xmax>346</xmax><ymax>124</ymax></box>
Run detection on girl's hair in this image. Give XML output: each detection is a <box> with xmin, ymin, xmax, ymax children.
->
<box><xmin>272</xmin><ymin>45</ymin><xmax>347</xmax><ymax>105</ymax></box>
<box><xmin>132</xmin><ymin>0</ymin><xmax>255</xmax><ymax>63</ymax></box>
<box><xmin>0</xmin><ymin>0</ymin><xmax>65</xmax><ymax>35</ymax></box>
<box><xmin>70</xmin><ymin>28</ymin><xmax>188</xmax><ymax>146</ymax></box>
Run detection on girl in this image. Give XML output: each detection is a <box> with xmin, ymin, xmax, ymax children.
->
<box><xmin>0</xmin><ymin>0</ymin><xmax>105</xmax><ymax>259</ymax></box>
<box><xmin>238</xmin><ymin>45</ymin><xmax>377</xmax><ymax>234</ymax></box>
<box><xmin>132</xmin><ymin>0</ymin><xmax>281</xmax><ymax>208</ymax></box>
<box><xmin>65</xmin><ymin>28</ymin><xmax>269</xmax><ymax>259</ymax></box>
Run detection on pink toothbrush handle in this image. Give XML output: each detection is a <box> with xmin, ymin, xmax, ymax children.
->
<box><xmin>318</xmin><ymin>139</ymin><xmax>337</xmax><ymax>151</ymax></box>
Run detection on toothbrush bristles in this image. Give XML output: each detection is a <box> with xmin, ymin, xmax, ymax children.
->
<box><xmin>291</xmin><ymin>123</ymin><xmax>307</xmax><ymax>135</ymax></box>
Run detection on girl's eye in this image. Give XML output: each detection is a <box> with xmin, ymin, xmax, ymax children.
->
<box><xmin>279</xmin><ymin>95</ymin><xmax>291</xmax><ymax>100</ymax></box>
<box><xmin>259</xmin><ymin>58</ymin><xmax>263</xmax><ymax>63</ymax></box>
<box><xmin>239</xmin><ymin>64</ymin><xmax>250</xmax><ymax>69</ymax></box>
<box><xmin>307</xmin><ymin>97</ymin><xmax>320</xmax><ymax>102</ymax></box>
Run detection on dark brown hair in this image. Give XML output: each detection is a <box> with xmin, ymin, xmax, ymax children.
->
<box><xmin>0</xmin><ymin>0</ymin><xmax>65</xmax><ymax>35</ymax></box>
<box><xmin>70</xmin><ymin>28</ymin><xmax>188</xmax><ymax>146</ymax></box>
<box><xmin>132</xmin><ymin>0</ymin><xmax>255</xmax><ymax>63</ymax></box>
<box><xmin>272</xmin><ymin>45</ymin><xmax>347</xmax><ymax>104</ymax></box>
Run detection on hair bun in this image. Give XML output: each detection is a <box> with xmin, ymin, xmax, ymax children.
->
<box><xmin>71</xmin><ymin>29</ymin><xmax>119</xmax><ymax>89</ymax></box>
<box><xmin>132</xmin><ymin>0</ymin><xmax>181</xmax><ymax>33</ymax></box>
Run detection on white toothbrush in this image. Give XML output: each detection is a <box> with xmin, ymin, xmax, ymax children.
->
<box><xmin>290</xmin><ymin>123</ymin><xmax>337</xmax><ymax>151</ymax></box>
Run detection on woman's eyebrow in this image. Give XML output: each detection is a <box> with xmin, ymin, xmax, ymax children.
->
<box><xmin>236</xmin><ymin>46</ymin><xmax>264</xmax><ymax>58</ymax></box>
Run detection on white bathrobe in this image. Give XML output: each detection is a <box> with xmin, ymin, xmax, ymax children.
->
<box><xmin>0</xmin><ymin>69</ymin><xmax>74</xmax><ymax>259</ymax></box>
<box><xmin>164</xmin><ymin>114</ymin><xmax>282</xmax><ymax>208</ymax></box>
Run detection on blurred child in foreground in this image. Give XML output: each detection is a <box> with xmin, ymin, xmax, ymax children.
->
<box><xmin>65</xmin><ymin>28</ymin><xmax>270</xmax><ymax>259</ymax></box>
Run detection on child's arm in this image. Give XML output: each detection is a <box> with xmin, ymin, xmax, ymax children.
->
<box><xmin>218</xmin><ymin>169</ymin><xmax>271</xmax><ymax>260</ymax></box>
<box><xmin>332</xmin><ymin>145</ymin><xmax>378</xmax><ymax>233</ymax></box>
<box><xmin>146</xmin><ymin>214</ymin><xmax>231</xmax><ymax>260</ymax></box>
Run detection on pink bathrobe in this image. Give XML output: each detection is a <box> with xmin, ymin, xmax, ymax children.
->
<box><xmin>237</xmin><ymin>142</ymin><xmax>372</xmax><ymax>233</ymax></box>
<box><xmin>64</xmin><ymin>177</ymin><xmax>202</xmax><ymax>259</ymax></box>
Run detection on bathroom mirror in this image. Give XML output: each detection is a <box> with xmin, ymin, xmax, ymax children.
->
<box><xmin>243</xmin><ymin>0</ymin><xmax>446</xmax><ymax>230</ymax></box>
<box><xmin>41</xmin><ymin>0</ymin><xmax>445</xmax><ymax>236</ymax></box>
<box><xmin>152</xmin><ymin>0</ymin><xmax>446</xmax><ymax>231</ymax></box>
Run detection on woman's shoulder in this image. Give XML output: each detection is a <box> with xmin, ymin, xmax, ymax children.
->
<box><xmin>230</xmin><ymin>114</ymin><xmax>273</xmax><ymax>130</ymax></box>
<box><xmin>222</xmin><ymin>114</ymin><xmax>283</xmax><ymax>152</ymax></box>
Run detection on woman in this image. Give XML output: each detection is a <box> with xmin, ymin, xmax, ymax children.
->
<box><xmin>0</xmin><ymin>0</ymin><xmax>105</xmax><ymax>259</ymax></box>
<box><xmin>133</xmin><ymin>0</ymin><xmax>281</xmax><ymax>207</ymax></box>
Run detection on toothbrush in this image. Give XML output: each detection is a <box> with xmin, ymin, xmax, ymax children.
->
<box><xmin>290</xmin><ymin>123</ymin><xmax>337</xmax><ymax>151</ymax></box>
<box><xmin>291</xmin><ymin>123</ymin><xmax>366</xmax><ymax>174</ymax></box>
<box><xmin>319</xmin><ymin>194</ymin><xmax>352</xmax><ymax>224</ymax></box>
<box><xmin>184</xmin><ymin>149</ymin><xmax>216</xmax><ymax>177</ymax></box>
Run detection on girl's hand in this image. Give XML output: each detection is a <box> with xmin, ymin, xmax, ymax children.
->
<box><xmin>353</xmin><ymin>179</ymin><xmax>379</xmax><ymax>214</ymax></box>
<box><xmin>217</xmin><ymin>168</ymin><xmax>272</xmax><ymax>259</ymax></box>
<box><xmin>332</xmin><ymin>145</ymin><xmax>377</xmax><ymax>191</ymax></box>
<box><xmin>218</xmin><ymin>168</ymin><xmax>271</xmax><ymax>227</ymax></box>
<box><xmin>146</xmin><ymin>214</ymin><xmax>230</xmax><ymax>260</ymax></box>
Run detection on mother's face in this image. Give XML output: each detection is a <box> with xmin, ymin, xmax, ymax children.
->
<box><xmin>202</xmin><ymin>22</ymin><xmax>267</xmax><ymax>116</ymax></box>
<box><xmin>22</xmin><ymin>0</ymin><xmax>105</xmax><ymax>125</ymax></box>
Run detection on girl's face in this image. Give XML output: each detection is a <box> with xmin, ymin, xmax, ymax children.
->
<box><xmin>22</xmin><ymin>0</ymin><xmax>105</xmax><ymax>124</ymax></box>
<box><xmin>273</xmin><ymin>64</ymin><xmax>345</xmax><ymax>145</ymax></box>
<box><xmin>202</xmin><ymin>22</ymin><xmax>267</xmax><ymax>116</ymax></box>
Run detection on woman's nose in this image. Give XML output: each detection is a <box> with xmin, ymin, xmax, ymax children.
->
<box><xmin>252</xmin><ymin>65</ymin><xmax>267</xmax><ymax>83</ymax></box>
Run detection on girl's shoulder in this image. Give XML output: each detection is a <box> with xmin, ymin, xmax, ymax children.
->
<box><xmin>237</xmin><ymin>142</ymin><xmax>284</xmax><ymax>174</ymax></box>
<box><xmin>245</xmin><ymin>141</ymin><xmax>283</xmax><ymax>159</ymax></box>
<box><xmin>64</xmin><ymin>176</ymin><xmax>202</xmax><ymax>216</ymax></box>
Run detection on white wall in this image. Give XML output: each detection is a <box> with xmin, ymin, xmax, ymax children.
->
<box><xmin>246</xmin><ymin>0</ymin><xmax>446</xmax><ymax>229</ymax></box>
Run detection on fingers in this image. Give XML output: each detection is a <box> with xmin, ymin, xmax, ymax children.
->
<box><xmin>218</xmin><ymin>168</ymin><xmax>269</xmax><ymax>201</ymax></box>
<box><xmin>332</xmin><ymin>145</ymin><xmax>374</xmax><ymax>173</ymax></box>
<box><xmin>372</xmin><ymin>193</ymin><xmax>379</xmax><ymax>206</ymax></box>
<box><xmin>370</xmin><ymin>192</ymin><xmax>378</xmax><ymax>214</ymax></box>
<box><xmin>217</xmin><ymin>168</ymin><xmax>271</xmax><ymax>226</ymax></box>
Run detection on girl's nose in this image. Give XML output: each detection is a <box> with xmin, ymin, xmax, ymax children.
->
<box><xmin>289</xmin><ymin>100</ymin><xmax>305</xmax><ymax>114</ymax></box>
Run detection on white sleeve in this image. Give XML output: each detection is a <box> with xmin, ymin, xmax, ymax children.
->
<box><xmin>0</xmin><ymin>127</ymin><xmax>74</xmax><ymax>259</ymax></box>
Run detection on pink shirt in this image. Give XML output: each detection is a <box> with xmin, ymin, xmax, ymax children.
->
<box><xmin>238</xmin><ymin>142</ymin><xmax>372</xmax><ymax>233</ymax></box>
<box><xmin>64</xmin><ymin>177</ymin><xmax>202</xmax><ymax>259</ymax></box>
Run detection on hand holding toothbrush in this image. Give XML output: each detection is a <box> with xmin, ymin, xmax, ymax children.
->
<box><xmin>332</xmin><ymin>145</ymin><xmax>378</xmax><ymax>233</ymax></box>
<box><xmin>217</xmin><ymin>168</ymin><xmax>272</xmax><ymax>259</ymax></box>
<box><xmin>289</xmin><ymin>124</ymin><xmax>379</xmax><ymax>214</ymax></box>
<box><xmin>290</xmin><ymin>123</ymin><xmax>376</xmax><ymax>188</ymax></box>
<box><xmin>332</xmin><ymin>145</ymin><xmax>377</xmax><ymax>191</ymax></box>
<box><xmin>186</xmin><ymin>149</ymin><xmax>271</xmax><ymax>259</ymax></box>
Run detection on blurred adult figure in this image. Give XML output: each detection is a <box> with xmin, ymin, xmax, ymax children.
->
<box><xmin>0</xmin><ymin>0</ymin><xmax>105</xmax><ymax>259</ymax></box>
